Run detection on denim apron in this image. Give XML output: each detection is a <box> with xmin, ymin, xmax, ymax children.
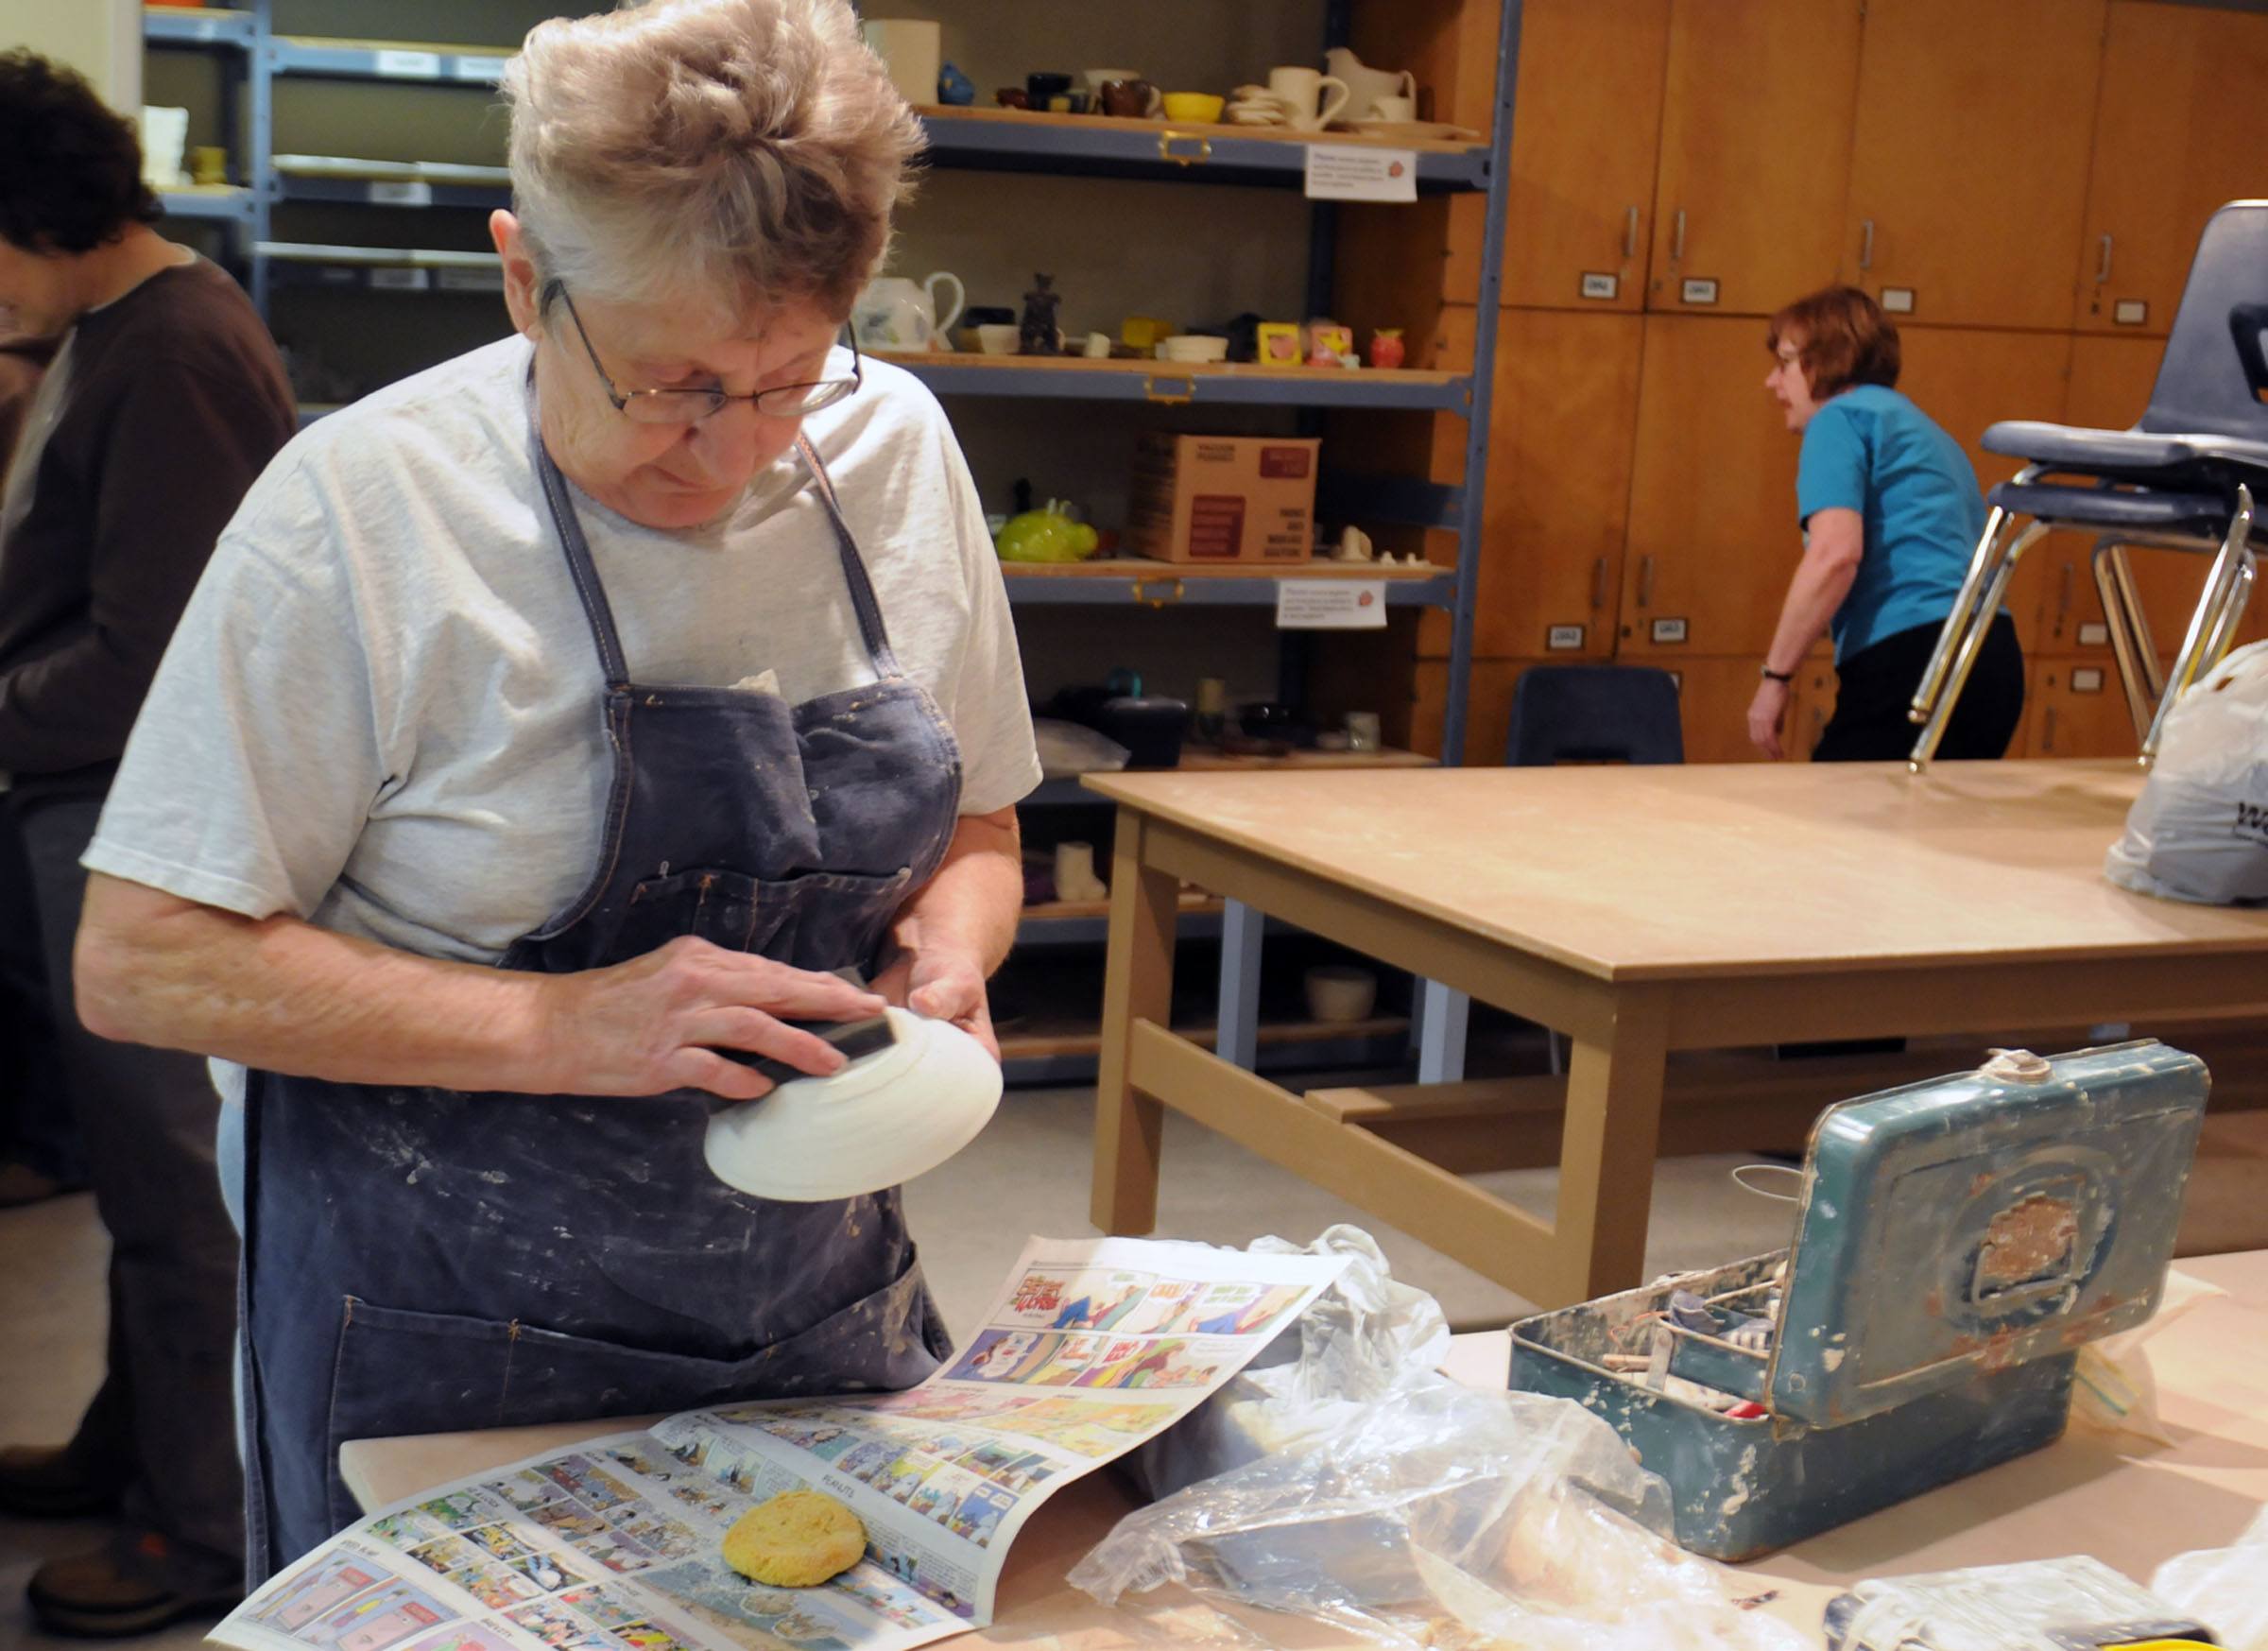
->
<box><xmin>238</xmin><ymin>430</ymin><xmax>963</xmax><ymax>1581</ymax></box>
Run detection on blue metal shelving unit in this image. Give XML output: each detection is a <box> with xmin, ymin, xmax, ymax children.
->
<box><xmin>141</xmin><ymin>0</ymin><xmax>1524</xmax><ymax>1085</ymax></box>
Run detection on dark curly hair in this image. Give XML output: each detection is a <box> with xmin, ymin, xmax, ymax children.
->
<box><xmin>0</xmin><ymin>49</ymin><xmax>161</xmax><ymax>254</ymax></box>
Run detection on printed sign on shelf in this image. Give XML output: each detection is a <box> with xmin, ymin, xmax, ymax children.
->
<box><xmin>1277</xmin><ymin>580</ymin><xmax>1387</xmax><ymax>629</ymax></box>
<box><xmin>1303</xmin><ymin>146</ymin><xmax>1417</xmax><ymax>203</ymax></box>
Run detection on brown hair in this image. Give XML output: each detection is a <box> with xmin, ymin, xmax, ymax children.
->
<box><xmin>1766</xmin><ymin>285</ymin><xmax>1900</xmax><ymax>399</ymax></box>
<box><xmin>503</xmin><ymin>0</ymin><xmax>922</xmax><ymax>324</ymax></box>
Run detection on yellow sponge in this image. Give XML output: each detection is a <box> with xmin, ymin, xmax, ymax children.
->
<box><xmin>720</xmin><ymin>1489</ymin><xmax>867</xmax><ymax>1588</ymax></box>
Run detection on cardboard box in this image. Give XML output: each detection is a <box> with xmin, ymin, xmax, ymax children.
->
<box><xmin>1126</xmin><ymin>433</ymin><xmax>1320</xmax><ymax>564</ymax></box>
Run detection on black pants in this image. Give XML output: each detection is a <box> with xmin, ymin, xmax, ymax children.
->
<box><xmin>0</xmin><ymin>786</ymin><xmax>243</xmax><ymax>1563</ymax></box>
<box><xmin>1813</xmin><ymin>613</ymin><xmax>2025</xmax><ymax>762</ymax></box>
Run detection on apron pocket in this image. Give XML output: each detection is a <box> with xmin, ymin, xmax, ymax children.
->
<box><xmin>614</xmin><ymin>865</ymin><xmax>914</xmax><ymax>970</ymax></box>
<box><xmin>322</xmin><ymin>1251</ymin><xmax>945</xmax><ymax>1521</ymax></box>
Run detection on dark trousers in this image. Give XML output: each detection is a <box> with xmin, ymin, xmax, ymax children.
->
<box><xmin>0</xmin><ymin>801</ymin><xmax>80</xmax><ymax>1185</ymax></box>
<box><xmin>1814</xmin><ymin>613</ymin><xmax>2025</xmax><ymax>763</ymax></box>
<box><xmin>1</xmin><ymin>786</ymin><xmax>243</xmax><ymax>1563</ymax></box>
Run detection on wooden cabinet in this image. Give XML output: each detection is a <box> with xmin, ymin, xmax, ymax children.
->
<box><xmin>1619</xmin><ymin>317</ymin><xmax>1799</xmax><ymax>660</ymax></box>
<box><xmin>2077</xmin><ymin>2</ymin><xmax>2268</xmax><ymax>335</ymax></box>
<box><xmin>1417</xmin><ymin>310</ymin><xmax>1642</xmax><ymax>660</ymax></box>
<box><xmin>1666</xmin><ymin>657</ymin><xmax>1780</xmax><ymax>764</ymax></box>
<box><xmin>1647</xmin><ymin>0</ymin><xmax>1863</xmax><ymax>318</ymax></box>
<box><xmin>1411</xmin><ymin>657</ymin><xmax>1528</xmax><ymax>767</ymax></box>
<box><xmin>1894</xmin><ymin>326</ymin><xmax>2073</xmax><ymax>657</ymax></box>
<box><xmin>1785</xmin><ymin>659</ymin><xmax>1841</xmax><ymax>762</ymax></box>
<box><xmin>2027</xmin><ymin>657</ymin><xmax>2138</xmax><ymax>759</ymax></box>
<box><xmin>1843</xmin><ymin>0</ymin><xmax>2106</xmax><ymax>329</ymax></box>
<box><xmin>1445</xmin><ymin>0</ymin><xmax>1671</xmax><ymax>310</ymax></box>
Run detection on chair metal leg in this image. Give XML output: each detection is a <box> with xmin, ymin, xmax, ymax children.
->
<box><xmin>2142</xmin><ymin>484</ymin><xmax>2256</xmax><ymax>764</ymax></box>
<box><xmin>2197</xmin><ymin>555</ymin><xmax>2257</xmax><ymax>674</ymax></box>
<box><xmin>2092</xmin><ymin>539</ymin><xmax>2163</xmax><ymax>746</ymax></box>
<box><xmin>1909</xmin><ymin>519</ymin><xmax>2048</xmax><ymax>771</ymax></box>
<box><xmin>1911</xmin><ymin>499</ymin><xmax>2018</xmax><ymax>725</ymax></box>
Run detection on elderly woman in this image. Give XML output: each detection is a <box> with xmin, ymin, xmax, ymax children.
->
<box><xmin>1747</xmin><ymin>285</ymin><xmax>2024</xmax><ymax>761</ymax></box>
<box><xmin>73</xmin><ymin>0</ymin><xmax>1039</xmax><ymax>1577</ymax></box>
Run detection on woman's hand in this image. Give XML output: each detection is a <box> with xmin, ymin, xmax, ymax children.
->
<box><xmin>1747</xmin><ymin>677</ymin><xmax>1792</xmax><ymax>760</ymax></box>
<box><xmin>871</xmin><ymin>945</ymin><xmax>999</xmax><ymax>1063</ymax></box>
<box><xmin>539</xmin><ymin>937</ymin><xmax>887</xmax><ymax>1101</ymax></box>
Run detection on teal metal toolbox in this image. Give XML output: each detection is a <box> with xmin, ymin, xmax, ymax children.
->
<box><xmin>1509</xmin><ymin>1042</ymin><xmax>2210</xmax><ymax>1560</ymax></box>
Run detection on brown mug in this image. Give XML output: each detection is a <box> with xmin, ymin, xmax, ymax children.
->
<box><xmin>994</xmin><ymin>87</ymin><xmax>1030</xmax><ymax>109</ymax></box>
<box><xmin>1099</xmin><ymin>77</ymin><xmax>1161</xmax><ymax>119</ymax></box>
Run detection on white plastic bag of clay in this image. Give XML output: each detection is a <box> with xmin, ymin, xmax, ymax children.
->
<box><xmin>1032</xmin><ymin>716</ymin><xmax>1129</xmax><ymax>781</ymax></box>
<box><xmin>1070</xmin><ymin>1380</ymin><xmax>1804</xmax><ymax>1651</ymax></box>
<box><xmin>2153</xmin><ymin>1503</ymin><xmax>2268</xmax><ymax>1651</ymax></box>
<box><xmin>2105</xmin><ymin>639</ymin><xmax>2268</xmax><ymax>905</ymax></box>
<box><xmin>2068</xmin><ymin>1267</ymin><xmax>2226</xmax><ymax>1447</ymax></box>
<box><xmin>1121</xmin><ymin>1225</ymin><xmax>1452</xmax><ymax>1502</ymax></box>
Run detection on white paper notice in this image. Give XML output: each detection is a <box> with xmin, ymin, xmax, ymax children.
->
<box><xmin>1277</xmin><ymin>580</ymin><xmax>1387</xmax><ymax>629</ymax></box>
<box><xmin>1302</xmin><ymin>145</ymin><xmax>1418</xmax><ymax>202</ymax></box>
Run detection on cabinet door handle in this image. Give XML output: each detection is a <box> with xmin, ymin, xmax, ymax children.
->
<box><xmin>1858</xmin><ymin>218</ymin><xmax>1875</xmax><ymax>271</ymax></box>
<box><xmin>2042</xmin><ymin>706</ymin><xmax>2058</xmax><ymax>754</ymax></box>
<box><xmin>1624</xmin><ymin>205</ymin><xmax>1640</xmax><ymax>259</ymax></box>
<box><xmin>1672</xmin><ymin>209</ymin><xmax>1687</xmax><ymax>263</ymax></box>
<box><xmin>1637</xmin><ymin>554</ymin><xmax>1655</xmax><ymax>609</ymax></box>
<box><xmin>2097</xmin><ymin>232</ymin><xmax>2114</xmax><ymax>284</ymax></box>
<box><xmin>1591</xmin><ymin>556</ymin><xmax>1608</xmax><ymax>611</ymax></box>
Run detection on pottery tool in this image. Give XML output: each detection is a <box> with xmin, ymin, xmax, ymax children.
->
<box><xmin>704</xmin><ymin>980</ymin><xmax>1003</xmax><ymax>1201</ymax></box>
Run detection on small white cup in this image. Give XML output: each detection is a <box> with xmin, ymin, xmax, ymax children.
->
<box><xmin>1367</xmin><ymin>95</ymin><xmax>1416</xmax><ymax>123</ymax></box>
<box><xmin>1345</xmin><ymin>711</ymin><xmax>1382</xmax><ymax>751</ymax></box>
<box><xmin>1304</xmin><ymin>965</ymin><xmax>1377</xmax><ymax>1024</ymax></box>
<box><xmin>975</xmin><ymin>323</ymin><xmax>1020</xmax><ymax>355</ymax></box>
<box><xmin>1083</xmin><ymin>331</ymin><xmax>1111</xmax><ymax>359</ymax></box>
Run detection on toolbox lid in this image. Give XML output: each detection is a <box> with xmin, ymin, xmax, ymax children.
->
<box><xmin>1767</xmin><ymin>1040</ymin><xmax>2208</xmax><ymax>1430</ymax></box>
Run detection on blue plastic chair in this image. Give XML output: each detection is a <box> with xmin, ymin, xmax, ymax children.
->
<box><xmin>1910</xmin><ymin>200</ymin><xmax>2268</xmax><ymax>769</ymax></box>
<box><xmin>1504</xmin><ymin>664</ymin><xmax>1685</xmax><ymax>766</ymax></box>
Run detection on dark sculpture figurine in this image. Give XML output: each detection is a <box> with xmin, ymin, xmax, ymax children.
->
<box><xmin>1019</xmin><ymin>273</ymin><xmax>1062</xmax><ymax>356</ymax></box>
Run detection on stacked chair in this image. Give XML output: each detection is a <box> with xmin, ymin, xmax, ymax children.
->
<box><xmin>1908</xmin><ymin>200</ymin><xmax>2268</xmax><ymax>771</ymax></box>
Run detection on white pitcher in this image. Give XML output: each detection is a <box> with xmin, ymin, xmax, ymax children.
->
<box><xmin>850</xmin><ymin>271</ymin><xmax>966</xmax><ymax>352</ymax></box>
<box><xmin>1323</xmin><ymin>47</ymin><xmax>1417</xmax><ymax>121</ymax></box>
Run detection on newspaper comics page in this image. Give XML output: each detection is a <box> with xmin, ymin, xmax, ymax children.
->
<box><xmin>211</xmin><ymin>1236</ymin><xmax>1349</xmax><ymax>1651</ymax></box>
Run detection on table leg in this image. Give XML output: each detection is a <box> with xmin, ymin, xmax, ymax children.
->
<box><xmin>1552</xmin><ymin>989</ymin><xmax>1669</xmax><ymax>1300</ymax></box>
<box><xmin>1091</xmin><ymin>813</ymin><xmax>1180</xmax><ymax>1235</ymax></box>
<box><xmin>1414</xmin><ymin>981</ymin><xmax>1469</xmax><ymax>1083</ymax></box>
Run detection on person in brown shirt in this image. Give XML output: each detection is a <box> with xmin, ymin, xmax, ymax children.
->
<box><xmin>0</xmin><ymin>48</ymin><xmax>293</xmax><ymax>1635</ymax></box>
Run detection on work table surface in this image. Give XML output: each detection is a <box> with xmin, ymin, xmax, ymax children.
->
<box><xmin>1080</xmin><ymin>758</ymin><xmax>2268</xmax><ymax>982</ymax></box>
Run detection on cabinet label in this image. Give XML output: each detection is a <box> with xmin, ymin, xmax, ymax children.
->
<box><xmin>1650</xmin><ymin>617</ymin><xmax>1689</xmax><ymax>645</ymax></box>
<box><xmin>1277</xmin><ymin>580</ymin><xmax>1386</xmax><ymax>629</ymax></box>
<box><xmin>437</xmin><ymin>267</ymin><xmax>506</xmax><ymax>292</ymax></box>
<box><xmin>1880</xmin><ymin>286</ymin><xmax>1916</xmax><ymax>314</ymax></box>
<box><xmin>452</xmin><ymin>54</ymin><xmax>509</xmax><ymax>84</ymax></box>
<box><xmin>2113</xmin><ymin>300</ymin><xmax>2148</xmax><ymax>326</ymax></box>
<box><xmin>2078</xmin><ymin>621</ymin><xmax>2110</xmax><ymax>646</ymax></box>
<box><xmin>1578</xmin><ymin>272</ymin><xmax>1619</xmax><ymax>301</ymax></box>
<box><xmin>368</xmin><ymin>267</ymin><xmax>432</xmax><ymax>291</ymax></box>
<box><xmin>2071</xmin><ymin>667</ymin><xmax>2105</xmax><ymax>693</ymax></box>
<box><xmin>1303</xmin><ymin>146</ymin><xmax>1416</xmax><ymax>203</ymax></box>
<box><xmin>368</xmin><ymin>181</ymin><xmax>433</xmax><ymax>208</ymax></box>
<box><xmin>1546</xmin><ymin>624</ymin><xmax>1586</xmax><ymax>651</ymax></box>
<box><xmin>374</xmin><ymin>49</ymin><xmax>443</xmax><ymax>78</ymax></box>
<box><xmin>1679</xmin><ymin>277</ymin><xmax>1719</xmax><ymax>305</ymax></box>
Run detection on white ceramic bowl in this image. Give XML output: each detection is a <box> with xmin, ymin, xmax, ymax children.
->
<box><xmin>703</xmin><ymin>1007</ymin><xmax>1003</xmax><ymax>1201</ymax></box>
<box><xmin>1304</xmin><ymin>965</ymin><xmax>1378</xmax><ymax>1024</ymax></box>
<box><xmin>1156</xmin><ymin>335</ymin><xmax>1228</xmax><ymax>363</ymax></box>
<box><xmin>975</xmin><ymin>323</ymin><xmax>1021</xmax><ymax>354</ymax></box>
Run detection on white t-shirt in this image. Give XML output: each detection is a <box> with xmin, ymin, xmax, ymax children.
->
<box><xmin>87</xmin><ymin>335</ymin><xmax>1040</xmax><ymax>978</ymax></box>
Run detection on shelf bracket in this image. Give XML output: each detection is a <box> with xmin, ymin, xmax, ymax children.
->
<box><xmin>1131</xmin><ymin>580</ymin><xmax>1186</xmax><ymax>608</ymax></box>
<box><xmin>1143</xmin><ymin>375</ymin><xmax>1195</xmax><ymax>405</ymax></box>
<box><xmin>1158</xmin><ymin>132</ymin><xmax>1212</xmax><ymax>167</ymax></box>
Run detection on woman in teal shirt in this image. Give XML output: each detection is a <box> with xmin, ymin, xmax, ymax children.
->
<box><xmin>1747</xmin><ymin>286</ymin><xmax>2023</xmax><ymax>761</ymax></box>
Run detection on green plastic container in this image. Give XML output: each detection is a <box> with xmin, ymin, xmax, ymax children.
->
<box><xmin>1510</xmin><ymin>1041</ymin><xmax>2209</xmax><ymax>1560</ymax></box>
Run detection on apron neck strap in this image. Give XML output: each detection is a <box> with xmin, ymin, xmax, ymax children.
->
<box><xmin>796</xmin><ymin>434</ymin><xmax>902</xmax><ymax>677</ymax></box>
<box><xmin>532</xmin><ymin>426</ymin><xmax>635</xmax><ymax>692</ymax></box>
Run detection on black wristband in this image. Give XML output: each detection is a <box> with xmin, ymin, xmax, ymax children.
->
<box><xmin>1761</xmin><ymin>665</ymin><xmax>1795</xmax><ymax>683</ymax></box>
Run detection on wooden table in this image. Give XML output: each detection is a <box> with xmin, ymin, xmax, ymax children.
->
<box><xmin>344</xmin><ymin>1253</ymin><xmax>2268</xmax><ymax>1645</ymax></box>
<box><xmin>1083</xmin><ymin>760</ymin><xmax>2268</xmax><ymax>1308</ymax></box>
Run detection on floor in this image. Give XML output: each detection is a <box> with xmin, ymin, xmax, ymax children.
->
<box><xmin>6</xmin><ymin>1077</ymin><xmax>2266</xmax><ymax>1650</ymax></box>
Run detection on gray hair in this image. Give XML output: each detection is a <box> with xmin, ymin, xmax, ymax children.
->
<box><xmin>503</xmin><ymin>0</ymin><xmax>921</xmax><ymax>322</ymax></box>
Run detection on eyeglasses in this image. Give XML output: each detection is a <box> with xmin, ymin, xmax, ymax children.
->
<box><xmin>543</xmin><ymin>280</ymin><xmax>862</xmax><ymax>424</ymax></box>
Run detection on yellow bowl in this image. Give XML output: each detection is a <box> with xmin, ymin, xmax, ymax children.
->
<box><xmin>1160</xmin><ymin>93</ymin><xmax>1225</xmax><ymax>124</ymax></box>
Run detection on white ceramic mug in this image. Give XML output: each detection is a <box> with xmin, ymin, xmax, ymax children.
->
<box><xmin>850</xmin><ymin>271</ymin><xmax>966</xmax><ymax>351</ymax></box>
<box><xmin>859</xmin><ymin>18</ymin><xmax>942</xmax><ymax>107</ymax></box>
<box><xmin>1345</xmin><ymin>711</ymin><xmax>1383</xmax><ymax>751</ymax></box>
<box><xmin>1267</xmin><ymin>66</ymin><xmax>1351</xmax><ymax>132</ymax></box>
<box><xmin>974</xmin><ymin>323</ymin><xmax>1020</xmax><ymax>355</ymax></box>
<box><xmin>1367</xmin><ymin>94</ymin><xmax>1416</xmax><ymax>124</ymax></box>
